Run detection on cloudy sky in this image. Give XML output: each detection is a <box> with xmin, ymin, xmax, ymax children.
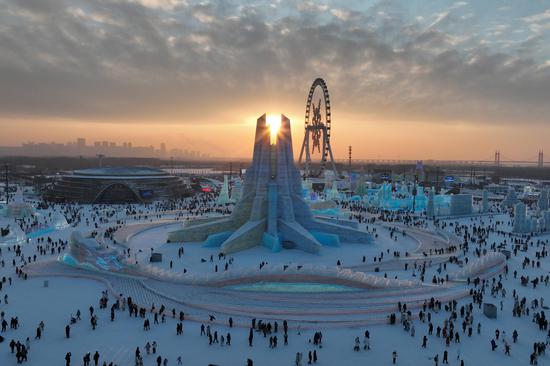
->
<box><xmin>0</xmin><ymin>0</ymin><xmax>549</xmax><ymax>160</ymax></box>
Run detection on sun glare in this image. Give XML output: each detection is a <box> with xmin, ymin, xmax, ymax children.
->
<box><xmin>266</xmin><ymin>114</ymin><xmax>281</xmax><ymax>144</ymax></box>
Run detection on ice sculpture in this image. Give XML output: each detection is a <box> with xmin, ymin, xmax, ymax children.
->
<box><xmin>482</xmin><ymin>189</ymin><xmax>489</xmax><ymax>213</ymax></box>
<box><xmin>426</xmin><ymin>187</ymin><xmax>435</xmax><ymax>217</ymax></box>
<box><xmin>326</xmin><ymin>181</ymin><xmax>341</xmax><ymax>201</ymax></box>
<box><xmin>449</xmin><ymin>194</ymin><xmax>473</xmax><ymax>216</ymax></box>
<box><xmin>60</xmin><ymin>231</ymin><xmax>125</xmax><ymax>271</ymax></box>
<box><xmin>513</xmin><ymin>202</ymin><xmax>532</xmax><ymax>233</ymax></box>
<box><xmin>168</xmin><ymin>114</ymin><xmax>371</xmax><ymax>254</ymax></box>
<box><xmin>544</xmin><ymin>211</ymin><xmax>550</xmax><ymax>232</ymax></box>
<box><xmin>216</xmin><ymin>175</ymin><xmax>233</xmax><ymax>205</ymax></box>
<box><xmin>230</xmin><ymin>179</ymin><xmax>242</xmax><ymax>203</ymax></box>
<box><xmin>355</xmin><ymin>168</ymin><xmax>367</xmax><ymax>196</ymax></box>
<box><xmin>538</xmin><ymin>189</ymin><xmax>549</xmax><ymax>211</ymax></box>
<box><xmin>3</xmin><ymin>186</ymin><xmax>34</xmax><ymax>218</ymax></box>
<box><xmin>502</xmin><ymin>187</ymin><xmax>517</xmax><ymax>208</ymax></box>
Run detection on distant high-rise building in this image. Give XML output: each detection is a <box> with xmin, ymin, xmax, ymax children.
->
<box><xmin>76</xmin><ymin>138</ymin><xmax>86</xmax><ymax>149</ymax></box>
<box><xmin>1</xmin><ymin>136</ymin><xmax>204</xmax><ymax>160</ymax></box>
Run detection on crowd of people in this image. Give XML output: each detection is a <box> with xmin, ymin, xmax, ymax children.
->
<box><xmin>0</xmin><ymin>184</ymin><xmax>549</xmax><ymax>365</ymax></box>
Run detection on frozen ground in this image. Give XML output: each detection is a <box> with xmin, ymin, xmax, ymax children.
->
<box><xmin>1</xmin><ymin>199</ymin><xmax>549</xmax><ymax>365</ymax></box>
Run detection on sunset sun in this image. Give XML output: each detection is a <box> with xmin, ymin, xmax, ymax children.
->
<box><xmin>266</xmin><ymin>114</ymin><xmax>281</xmax><ymax>144</ymax></box>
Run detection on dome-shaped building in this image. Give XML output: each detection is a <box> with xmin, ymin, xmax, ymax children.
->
<box><xmin>45</xmin><ymin>167</ymin><xmax>188</xmax><ymax>203</ymax></box>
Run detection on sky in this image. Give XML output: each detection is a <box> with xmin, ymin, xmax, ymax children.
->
<box><xmin>0</xmin><ymin>0</ymin><xmax>549</xmax><ymax>160</ymax></box>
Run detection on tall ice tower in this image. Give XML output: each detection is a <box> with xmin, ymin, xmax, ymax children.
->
<box><xmin>168</xmin><ymin>114</ymin><xmax>371</xmax><ymax>254</ymax></box>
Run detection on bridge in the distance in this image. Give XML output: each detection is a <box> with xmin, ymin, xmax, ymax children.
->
<box><xmin>335</xmin><ymin>149</ymin><xmax>545</xmax><ymax>167</ymax></box>
<box><xmin>334</xmin><ymin>159</ymin><xmax>543</xmax><ymax>167</ymax></box>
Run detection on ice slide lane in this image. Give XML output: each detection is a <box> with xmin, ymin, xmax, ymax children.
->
<box><xmin>27</xmin><ymin>261</ymin><xmax>472</xmax><ymax>328</ymax></box>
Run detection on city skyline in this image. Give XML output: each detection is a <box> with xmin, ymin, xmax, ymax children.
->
<box><xmin>0</xmin><ymin>0</ymin><xmax>549</xmax><ymax>160</ymax></box>
<box><xmin>0</xmin><ymin>134</ymin><xmax>546</xmax><ymax>165</ymax></box>
<box><xmin>0</xmin><ymin>137</ymin><xmax>211</xmax><ymax>160</ymax></box>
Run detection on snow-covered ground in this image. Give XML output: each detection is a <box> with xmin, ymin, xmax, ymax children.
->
<box><xmin>1</xmin><ymin>197</ymin><xmax>549</xmax><ymax>365</ymax></box>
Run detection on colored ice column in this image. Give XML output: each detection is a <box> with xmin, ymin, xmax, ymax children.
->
<box><xmin>538</xmin><ymin>189</ymin><xmax>549</xmax><ymax>211</ymax></box>
<box><xmin>13</xmin><ymin>186</ymin><xmax>24</xmax><ymax>205</ymax></box>
<box><xmin>415</xmin><ymin>185</ymin><xmax>427</xmax><ymax>211</ymax></box>
<box><xmin>230</xmin><ymin>179</ymin><xmax>242</xmax><ymax>203</ymax></box>
<box><xmin>482</xmin><ymin>189</ymin><xmax>489</xmax><ymax>213</ymax></box>
<box><xmin>544</xmin><ymin>211</ymin><xmax>550</xmax><ymax>232</ymax></box>
<box><xmin>399</xmin><ymin>182</ymin><xmax>409</xmax><ymax>196</ymax></box>
<box><xmin>384</xmin><ymin>183</ymin><xmax>391</xmax><ymax>202</ymax></box>
<box><xmin>217</xmin><ymin>175</ymin><xmax>231</xmax><ymax>205</ymax></box>
<box><xmin>449</xmin><ymin>194</ymin><xmax>472</xmax><ymax>216</ymax></box>
<box><xmin>355</xmin><ymin>170</ymin><xmax>367</xmax><ymax>196</ymax></box>
<box><xmin>426</xmin><ymin>187</ymin><xmax>435</xmax><ymax>217</ymax></box>
<box><xmin>503</xmin><ymin>187</ymin><xmax>517</xmax><ymax>208</ymax></box>
<box><xmin>376</xmin><ymin>185</ymin><xmax>384</xmax><ymax>205</ymax></box>
<box><xmin>513</xmin><ymin>202</ymin><xmax>530</xmax><ymax>233</ymax></box>
<box><xmin>326</xmin><ymin>181</ymin><xmax>340</xmax><ymax>201</ymax></box>
<box><xmin>377</xmin><ymin>183</ymin><xmax>392</xmax><ymax>208</ymax></box>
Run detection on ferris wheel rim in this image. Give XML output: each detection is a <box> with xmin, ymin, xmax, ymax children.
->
<box><xmin>300</xmin><ymin>77</ymin><xmax>336</xmax><ymax>178</ymax></box>
<box><xmin>305</xmin><ymin>78</ymin><xmax>331</xmax><ymax>141</ymax></box>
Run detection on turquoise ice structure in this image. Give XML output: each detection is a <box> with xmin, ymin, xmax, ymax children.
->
<box><xmin>60</xmin><ymin>231</ymin><xmax>126</xmax><ymax>272</ymax></box>
<box><xmin>364</xmin><ymin>182</ymin><xmax>428</xmax><ymax>212</ymax></box>
<box><xmin>216</xmin><ymin>175</ymin><xmax>233</xmax><ymax>205</ymax></box>
<box><xmin>230</xmin><ymin>179</ymin><xmax>242</xmax><ymax>202</ymax></box>
<box><xmin>168</xmin><ymin>114</ymin><xmax>371</xmax><ymax>254</ymax></box>
<box><xmin>326</xmin><ymin>181</ymin><xmax>341</xmax><ymax>201</ymax></box>
<box><xmin>482</xmin><ymin>189</ymin><xmax>489</xmax><ymax>213</ymax></box>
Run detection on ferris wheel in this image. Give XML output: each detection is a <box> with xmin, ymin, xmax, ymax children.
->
<box><xmin>298</xmin><ymin>78</ymin><xmax>338</xmax><ymax>177</ymax></box>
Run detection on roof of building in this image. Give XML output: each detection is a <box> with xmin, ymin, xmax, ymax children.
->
<box><xmin>72</xmin><ymin>167</ymin><xmax>169</xmax><ymax>178</ymax></box>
